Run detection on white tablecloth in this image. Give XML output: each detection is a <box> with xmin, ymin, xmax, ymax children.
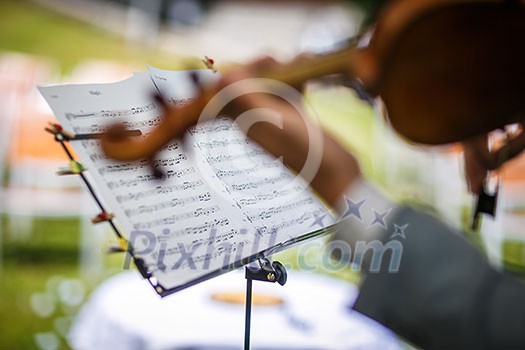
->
<box><xmin>69</xmin><ymin>270</ymin><xmax>401</xmax><ymax>350</ymax></box>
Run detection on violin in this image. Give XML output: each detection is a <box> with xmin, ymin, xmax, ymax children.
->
<box><xmin>95</xmin><ymin>0</ymin><xmax>524</xmax><ymax>207</ymax></box>
<box><xmin>100</xmin><ymin>0</ymin><xmax>525</xmax><ymax>163</ymax></box>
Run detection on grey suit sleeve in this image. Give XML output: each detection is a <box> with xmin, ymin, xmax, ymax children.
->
<box><xmin>351</xmin><ymin>206</ymin><xmax>525</xmax><ymax>349</ymax></box>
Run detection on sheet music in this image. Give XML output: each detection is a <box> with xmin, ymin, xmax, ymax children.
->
<box><xmin>149</xmin><ymin>67</ymin><xmax>333</xmax><ymax>245</ymax></box>
<box><xmin>39</xmin><ymin>68</ymin><xmax>335</xmax><ymax>293</ymax></box>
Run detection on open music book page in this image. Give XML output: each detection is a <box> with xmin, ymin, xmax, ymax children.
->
<box><xmin>39</xmin><ymin>68</ymin><xmax>335</xmax><ymax>295</ymax></box>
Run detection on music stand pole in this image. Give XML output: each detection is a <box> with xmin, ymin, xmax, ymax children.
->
<box><xmin>244</xmin><ymin>258</ymin><xmax>287</xmax><ymax>350</ymax></box>
<box><xmin>244</xmin><ymin>276</ymin><xmax>253</xmax><ymax>350</ymax></box>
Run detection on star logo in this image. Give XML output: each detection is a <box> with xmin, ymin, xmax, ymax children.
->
<box><xmin>369</xmin><ymin>209</ymin><xmax>390</xmax><ymax>229</ymax></box>
<box><xmin>341</xmin><ymin>196</ymin><xmax>366</xmax><ymax>221</ymax></box>
<box><xmin>391</xmin><ymin>223</ymin><xmax>409</xmax><ymax>239</ymax></box>
<box><xmin>309</xmin><ymin>212</ymin><xmax>328</xmax><ymax>228</ymax></box>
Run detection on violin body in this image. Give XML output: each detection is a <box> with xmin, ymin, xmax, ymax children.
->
<box><xmin>369</xmin><ymin>0</ymin><xmax>525</xmax><ymax>144</ymax></box>
<box><xmin>101</xmin><ymin>0</ymin><xmax>525</xmax><ymax>161</ymax></box>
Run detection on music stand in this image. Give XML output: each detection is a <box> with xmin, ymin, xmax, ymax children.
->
<box><xmin>47</xmin><ymin>123</ymin><xmax>292</xmax><ymax>349</ymax></box>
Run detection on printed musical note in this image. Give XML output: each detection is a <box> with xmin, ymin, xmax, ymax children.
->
<box><xmin>196</xmin><ymin>138</ymin><xmax>251</xmax><ymax>149</ymax></box>
<box><xmin>134</xmin><ymin>205</ymin><xmax>221</xmax><ymax>229</ymax></box>
<box><xmin>66</xmin><ymin>112</ymin><xmax>97</xmax><ymax>120</ymax></box>
<box><xmin>157</xmin><ymin>218</ymin><xmax>231</xmax><ymax>241</ymax></box>
<box><xmin>124</xmin><ymin>192</ymin><xmax>212</xmax><ymax>217</ymax></box>
<box><xmin>247</xmin><ymin>198</ymin><xmax>314</xmax><ymax>222</ymax></box>
<box><xmin>230</xmin><ymin>173</ymin><xmax>292</xmax><ymax>191</ymax></box>
<box><xmin>108</xmin><ymin>168</ymin><xmax>197</xmax><ymax>191</ymax></box>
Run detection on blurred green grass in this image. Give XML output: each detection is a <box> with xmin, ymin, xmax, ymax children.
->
<box><xmin>0</xmin><ymin>217</ymin><xmax>80</xmax><ymax>349</ymax></box>
<box><xmin>503</xmin><ymin>240</ymin><xmax>525</xmax><ymax>276</ymax></box>
<box><xmin>0</xmin><ymin>215</ymin><xmax>124</xmax><ymax>350</ymax></box>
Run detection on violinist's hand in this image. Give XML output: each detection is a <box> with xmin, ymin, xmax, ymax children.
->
<box><xmin>216</xmin><ymin>56</ymin><xmax>362</xmax><ymax>206</ymax></box>
<box><xmin>463</xmin><ymin>123</ymin><xmax>525</xmax><ymax>194</ymax></box>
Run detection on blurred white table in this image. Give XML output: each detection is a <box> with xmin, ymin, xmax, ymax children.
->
<box><xmin>69</xmin><ymin>270</ymin><xmax>401</xmax><ymax>350</ymax></box>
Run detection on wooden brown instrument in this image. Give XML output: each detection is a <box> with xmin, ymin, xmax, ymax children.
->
<box><xmin>101</xmin><ymin>0</ymin><xmax>525</xmax><ymax>162</ymax></box>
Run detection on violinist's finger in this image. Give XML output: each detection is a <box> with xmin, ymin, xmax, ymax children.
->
<box><xmin>462</xmin><ymin>123</ymin><xmax>525</xmax><ymax>194</ymax></box>
<box><xmin>488</xmin><ymin>124</ymin><xmax>525</xmax><ymax>169</ymax></box>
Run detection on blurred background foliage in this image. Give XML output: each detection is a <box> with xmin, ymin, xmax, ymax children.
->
<box><xmin>0</xmin><ymin>0</ymin><xmax>188</xmax><ymax>74</ymax></box>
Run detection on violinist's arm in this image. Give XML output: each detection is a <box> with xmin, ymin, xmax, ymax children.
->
<box><xmin>220</xmin><ymin>63</ymin><xmax>525</xmax><ymax>349</ymax></box>
<box><xmin>215</xmin><ymin>64</ymin><xmax>361</xmax><ymax>207</ymax></box>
